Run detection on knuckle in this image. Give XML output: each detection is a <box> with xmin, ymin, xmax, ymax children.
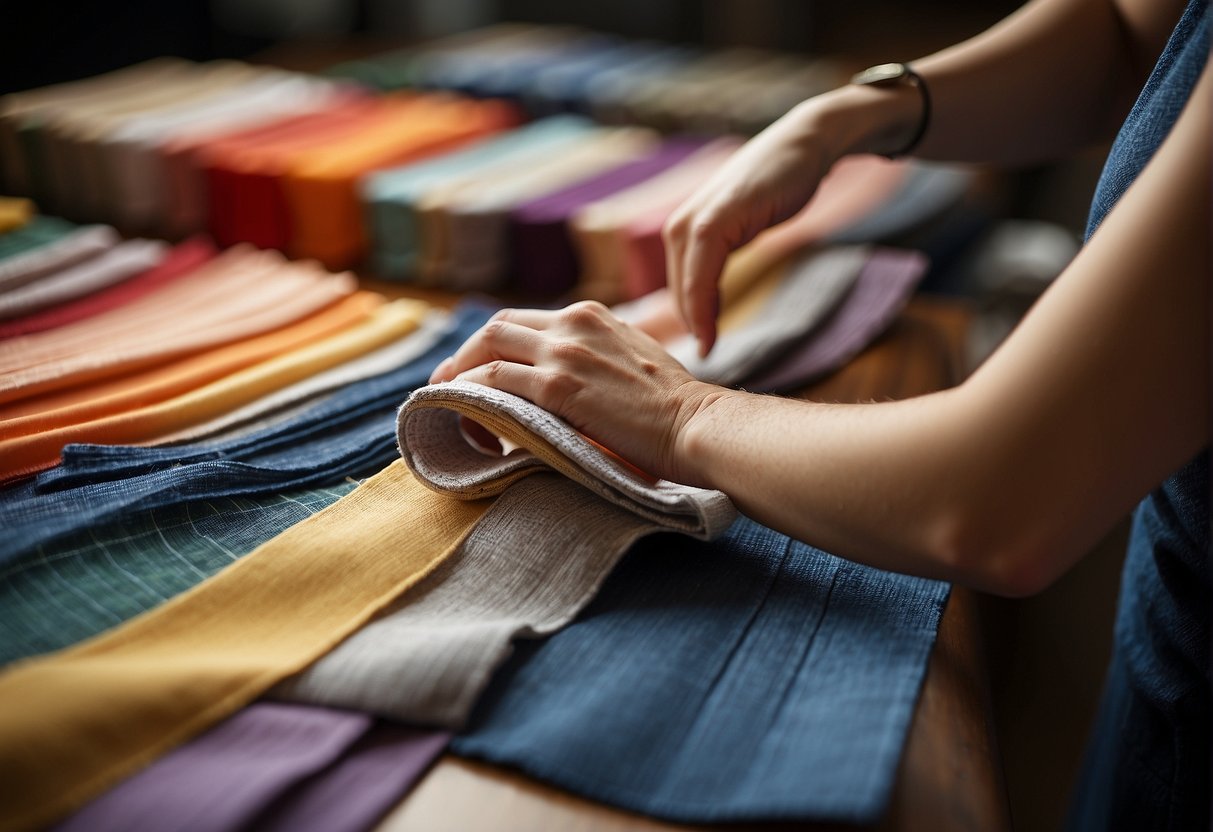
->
<box><xmin>561</xmin><ymin>300</ymin><xmax>608</xmax><ymax>328</ymax></box>
<box><xmin>482</xmin><ymin>359</ymin><xmax>508</xmax><ymax>382</ymax></box>
<box><xmin>481</xmin><ymin>319</ymin><xmax>509</xmax><ymax>341</ymax></box>
<box><xmin>548</xmin><ymin>338</ymin><xmax>594</xmax><ymax>365</ymax></box>
<box><xmin>540</xmin><ymin>369</ymin><xmax>581</xmax><ymax>405</ymax></box>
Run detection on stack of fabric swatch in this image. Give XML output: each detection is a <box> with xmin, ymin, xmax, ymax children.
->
<box><xmin>328</xmin><ymin>23</ymin><xmax>846</xmax><ymax>135</ymax></box>
<box><xmin>0</xmin><ymin>204</ymin><xmax>951</xmax><ymax>832</ymax></box>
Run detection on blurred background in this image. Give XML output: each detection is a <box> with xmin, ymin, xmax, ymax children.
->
<box><xmin>1</xmin><ymin>2</ymin><xmax>1128</xmax><ymax>828</ymax></box>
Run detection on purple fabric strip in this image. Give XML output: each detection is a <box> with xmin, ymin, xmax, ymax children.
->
<box><xmin>509</xmin><ymin>137</ymin><xmax>708</xmax><ymax>296</ymax></box>
<box><xmin>744</xmin><ymin>248</ymin><xmax>929</xmax><ymax>393</ymax></box>
<box><xmin>252</xmin><ymin>722</ymin><xmax>451</xmax><ymax>832</ymax></box>
<box><xmin>54</xmin><ymin>703</ymin><xmax>371</xmax><ymax>832</ymax></box>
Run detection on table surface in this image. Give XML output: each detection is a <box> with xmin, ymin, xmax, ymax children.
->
<box><xmin>362</xmin><ymin>288</ymin><xmax>1012</xmax><ymax>832</ymax></box>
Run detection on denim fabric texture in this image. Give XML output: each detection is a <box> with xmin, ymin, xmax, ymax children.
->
<box><xmin>1069</xmin><ymin>1</ymin><xmax>1210</xmax><ymax>828</ymax></box>
<box><xmin>454</xmin><ymin>516</ymin><xmax>950</xmax><ymax>824</ymax></box>
<box><xmin>0</xmin><ymin>304</ymin><xmax>493</xmax><ymax>565</ymax></box>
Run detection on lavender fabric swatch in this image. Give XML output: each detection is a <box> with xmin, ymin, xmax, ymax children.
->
<box><xmin>746</xmin><ymin>247</ymin><xmax>929</xmax><ymax>392</ymax></box>
<box><xmin>666</xmin><ymin>245</ymin><xmax>869</xmax><ymax>386</ymax></box>
<box><xmin>509</xmin><ymin>137</ymin><xmax>707</xmax><ymax>295</ymax></box>
<box><xmin>54</xmin><ymin>702</ymin><xmax>449</xmax><ymax>832</ymax></box>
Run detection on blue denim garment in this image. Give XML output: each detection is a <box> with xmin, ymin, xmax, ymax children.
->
<box><xmin>0</xmin><ymin>304</ymin><xmax>493</xmax><ymax>565</ymax></box>
<box><xmin>454</xmin><ymin>517</ymin><xmax>950</xmax><ymax>824</ymax></box>
<box><xmin>1070</xmin><ymin>1</ymin><xmax>1210</xmax><ymax>829</ymax></box>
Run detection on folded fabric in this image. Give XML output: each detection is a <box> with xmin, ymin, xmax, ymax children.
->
<box><xmin>0</xmin><ymin>236</ymin><xmax>214</xmax><ymax>339</ymax></box>
<box><xmin>0</xmin><ymin>238</ymin><xmax>166</xmax><ymax>321</ymax></box>
<box><xmin>0</xmin><ymin>59</ymin><xmax>195</xmax><ymax>206</ymax></box>
<box><xmin>101</xmin><ymin>73</ymin><xmax>344</xmax><ymax>234</ymax></box>
<box><xmin>0</xmin><ymin>247</ymin><xmax>357</xmax><ymax>405</ymax></box>
<box><xmin>508</xmin><ymin>137</ymin><xmax>708</xmax><ymax>296</ymax></box>
<box><xmin>454</xmin><ymin>517</ymin><xmax>950</xmax><ymax>825</ymax></box>
<box><xmin>0</xmin><ymin>224</ymin><xmax>116</xmax><ymax>293</ymax></box>
<box><xmin>400</xmin><ymin>380</ymin><xmax>734</xmax><ymax>535</ymax></box>
<box><xmin>417</xmin><ymin>127</ymin><xmax>658</xmax><ymax>290</ymax></box>
<box><xmin>201</xmin><ymin>96</ymin><xmax>381</xmax><ymax>250</ymax></box>
<box><xmin>0</xmin><ymin>290</ymin><xmax>379</xmax><ymax>438</ymax></box>
<box><xmin>0</xmin><ymin>460</ymin><xmax>491</xmax><ymax>832</ymax></box>
<box><xmin>280</xmin><ymin>95</ymin><xmax>518</xmax><ymax>269</ymax></box>
<box><xmin>54</xmin><ymin>702</ymin><xmax>449</xmax><ymax>832</ymax></box>
<box><xmin>148</xmin><ymin>310</ymin><xmax>452</xmax><ymax>446</ymax></box>
<box><xmin>665</xmin><ymin>246</ymin><xmax>868</xmax><ymax>385</ymax></box>
<box><xmin>362</xmin><ymin>115</ymin><xmax>597</xmax><ymax>279</ymax></box>
<box><xmin>826</xmin><ymin>160</ymin><xmax>975</xmax><ymax>245</ymax></box>
<box><xmin>0</xmin><ymin>297</ymin><xmax>420</xmax><ymax>482</ymax></box>
<box><xmin>745</xmin><ymin>247</ymin><xmax>929</xmax><ymax>392</ymax></box>
<box><xmin>275</xmin><ymin>382</ymin><xmax>733</xmax><ymax>726</ymax></box>
<box><xmin>0</xmin><ymin>305</ymin><xmax>492</xmax><ymax>563</ymax></box>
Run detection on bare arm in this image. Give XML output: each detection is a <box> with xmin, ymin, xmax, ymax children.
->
<box><xmin>664</xmin><ymin>0</ymin><xmax>1185</xmax><ymax>354</ymax></box>
<box><xmin>431</xmin><ymin>60</ymin><xmax>1211</xmax><ymax>598</ymax></box>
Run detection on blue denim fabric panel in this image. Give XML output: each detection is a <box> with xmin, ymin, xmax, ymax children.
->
<box><xmin>453</xmin><ymin>517</ymin><xmax>949</xmax><ymax>824</ymax></box>
<box><xmin>0</xmin><ymin>483</ymin><xmax>356</xmax><ymax>667</ymax></box>
<box><xmin>1085</xmin><ymin>0</ymin><xmax>1209</xmax><ymax>240</ymax></box>
<box><xmin>1069</xmin><ymin>452</ymin><xmax>1211</xmax><ymax>832</ymax></box>
<box><xmin>0</xmin><ymin>304</ymin><xmax>493</xmax><ymax>565</ymax></box>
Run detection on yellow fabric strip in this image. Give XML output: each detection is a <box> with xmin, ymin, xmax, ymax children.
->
<box><xmin>0</xmin><ymin>197</ymin><xmax>34</xmax><ymax>233</ymax></box>
<box><xmin>0</xmin><ymin>460</ymin><xmax>493</xmax><ymax>832</ymax></box>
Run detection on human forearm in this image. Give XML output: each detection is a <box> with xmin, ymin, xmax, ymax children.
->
<box><xmin>805</xmin><ymin>0</ymin><xmax>1180</xmax><ymax>165</ymax></box>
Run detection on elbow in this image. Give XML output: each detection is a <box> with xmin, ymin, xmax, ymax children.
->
<box><xmin>927</xmin><ymin>507</ymin><xmax>1062</xmax><ymax>599</ymax></box>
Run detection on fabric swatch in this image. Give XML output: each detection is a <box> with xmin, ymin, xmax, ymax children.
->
<box><xmin>149</xmin><ymin>310</ymin><xmax>452</xmax><ymax>446</ymax></box>
<box><xmin>454</xmin><ymin>517</ymin><xmax>950</xmax><ymax>825</ymax></box>
<box><xmin>53</xmin><ymin>702</ymin><xmax>449</xmax><ymax>832</ymax></box>
<box><xmin>665</xmin><ymin>245</ymin><xmax>869</xmax><ymax>385</ymax></box>
<box><xmin>0</xmin><ymin>305</ymin><xmax>492</xmax><ymax>564</ymax></box>
<box><xmin>0</xmin><ymin>460</ymin><xmax>492</xmax><ymax>832</ymax></box>
<box><xmin>0</xmin><ymin>236</ymin><xmax>214</xmax><ymax>339</ymax></box>
<box><xmin>0</xmin><ymin>222</ymin><xmax>109</xmax><ymax>292</ymax></box>
<box><xmin>0</xmin><ymin>238</ymin><xmax>166</xmax><ymax>321</ymax></box>
<box><xmin>0</xmin><ymin>297</ymin><xmax>423</xmax><ymax>482</ymax></box>
<box><xmin>0</xmin><ymin>483</ymin><xmax>357</xmax><ymax>666</ymax></box>
<box><xmin>0</xmin><ymin>247</ymin><xmax>357</xmax><ymax>405</ymax></box>
<box><xmin>0</xmin><ymin>197</ymin><xmax>33</xmax><ymax>232</ymax></box>
<box><xmin>745</xmin><ymin>247</ymin><xmax>929</xmax><ymax>392</ymax></box>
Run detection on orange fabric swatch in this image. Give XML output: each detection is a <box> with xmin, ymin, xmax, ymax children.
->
<box><xmin>0</xmin><ymin>247</ymin><xmax>355</xmax><ymax>405</ymax></box>
<box><xmin>0</xmin><ymin>291</ymin><xmax>383</xmax><ymax>438</ymax></box>
<box><xmin>0</xmin><ymin>298</ymin><xmax>427</xmax><ymax>482</ymax></box>
<box><xmin>280</xmin><ymin>95</ymin><xmax>518</xmax><ymax>269</ymax></box>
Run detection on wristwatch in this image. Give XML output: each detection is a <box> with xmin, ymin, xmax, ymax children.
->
<box><xmin>849</xmin><ymin>62</ymin><xmax>931</xmax><ymax>159</ymax></box>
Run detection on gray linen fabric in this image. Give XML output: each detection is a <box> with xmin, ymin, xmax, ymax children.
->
<box><xmin>274</xmin><ymin>380</ymin><xmax>734</xmax><ymax>726</ymax></box>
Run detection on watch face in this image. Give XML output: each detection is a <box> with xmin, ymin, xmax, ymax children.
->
<box><xmin>851</xmin><ymin>62</ymin><xmax>909</xmax><ymax>85</ymax></box>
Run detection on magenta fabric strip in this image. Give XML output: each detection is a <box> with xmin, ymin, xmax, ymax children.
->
<box><xmin>744</xmin><ymin>247</ymin><xmax>928</xmax><ymax>393</ymax></box>
<box><xmin>509</xmin><ymin>137</ymin><xmax>707</xmax><ymax>296</ymax></box>
<box><xmin>52</xmin><ymin>702</ymin><xmax>435</xmax><ymax>832</ymax></box>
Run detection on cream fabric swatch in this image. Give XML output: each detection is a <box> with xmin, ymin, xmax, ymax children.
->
<box><xmin>0</xmin><ymin>238</ymin><xmax>166</xmax><ymax>320</ymax></box>
<box><xmin>0</xmin><ymin>461</ymin><xmax>491</xmax><ymax>832</ymax></box>
<box><xmin>0</xmin><ymin>225</ymin><xmax>118</xmax><ymax>293</ymax></box>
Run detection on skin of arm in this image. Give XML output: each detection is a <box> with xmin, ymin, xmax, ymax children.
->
<box><xmin>431</xmin><ymin>60</ymin><xmax>1211</xmax><ymax>598</ymax></box>
<box><xmin>663</xmin><ymin>0</ymin><xmax>1186</xmax><ymax>355</ymax></box>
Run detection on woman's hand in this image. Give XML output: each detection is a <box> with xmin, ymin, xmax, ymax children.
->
<box><xmin>429</xmin><ymin>301</ymin><xmax>726</xmax><ymax>486</ymax></box>
<box><xmin>662</xmin><ymin>101</ymin><xmax>839</xmax><ymax>358</ymax></box>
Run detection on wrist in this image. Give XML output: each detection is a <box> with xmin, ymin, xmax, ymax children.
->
<box><xmin>670</xmin><ymin>384</ymin><xmax>746</xmax><ymax>489</ymax></box>
<box><xmin>792</xmin><ymin>80</ymin><xmax>926</xmax><ymax>161</ymax></box>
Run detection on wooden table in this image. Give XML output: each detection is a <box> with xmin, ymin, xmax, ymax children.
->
<box><xmin>364</xmin><ymin>289</ymin><xmax>1011</xmax><ymax>832</ymax></box>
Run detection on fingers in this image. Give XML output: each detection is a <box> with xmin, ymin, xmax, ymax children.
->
<box><xmin>429</xmin><ymin>318</ymin><xmax>545</xmax><ymax>383</ymax></box>
<box><xmin>455</xmin><ymin>359</ymin><xmax>577</xmax><ymax>417</ymax></box>
<box><xmin>664</xmin><ymin>208</ymin><xmax>726</xmax><ymax>358</ymax></box>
